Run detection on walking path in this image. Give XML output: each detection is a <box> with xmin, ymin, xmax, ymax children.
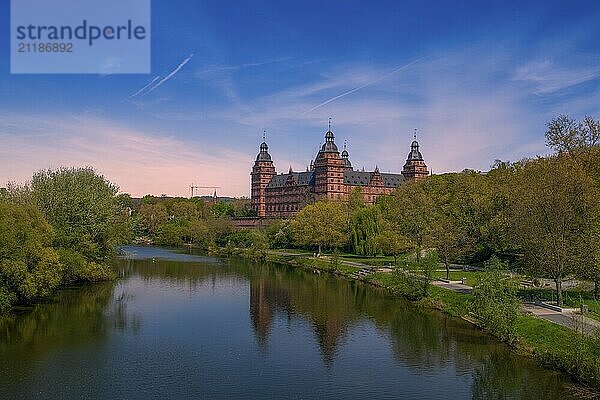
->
<box><xmin>522</xmin><ymin>303</ymin><xmax>600</xmax><ymax>335</ymax></box>
<box><xmin>431</xmin><ymin>280</ymin><xmax>473</xmax><ymax>294</ymax></box>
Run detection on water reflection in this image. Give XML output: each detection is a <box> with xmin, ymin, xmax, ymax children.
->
<box><xmin>0</xmin><ymin>247</ymin><xmax>582</xmax><ymax>399</ymax></box>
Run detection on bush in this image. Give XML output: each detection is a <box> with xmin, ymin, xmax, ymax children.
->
<box><xmin>472</xmin><ymin>257</ymin><xmax>520</xmax><ymax>344</ymax></box>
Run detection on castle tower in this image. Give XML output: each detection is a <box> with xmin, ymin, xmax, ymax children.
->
<box><xmin>313</xmin><ymin>124</ymin><xmax>345</xmax><ymax>200</ymax></box>
<box><xmin>251</xmin><ymin>137</ymin><xmax>276</xmax><ymax>216</ymax></box>
<box><xmin>401</xmin><ymin>131</ymin><xmax>429</xmax><ymax>182</ymax></box>
<box><xmin>341</xmin><ymin>140</ymin><xmax>353</xmax><ymax>171</ymax></box>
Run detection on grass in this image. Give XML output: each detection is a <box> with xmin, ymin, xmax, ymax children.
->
<box><xmin>516</xmin><ymin>315</ymin><xmax>600</xmax><ymax>387</ymax></box>
<box><xmin>431</xmin><ymin>270</ymin><xmax>481</xmax><ymax>287</ymax></box>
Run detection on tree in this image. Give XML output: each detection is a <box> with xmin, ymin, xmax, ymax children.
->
<box><xmin>374</xmin><ymin>230</ymin><xmax>412</xmax><ymax>265</ymax></box>
<box><xmin>291</xmin><ymin>200</ymin><xmax>348</xmax><ymax>254</ymax></box>
<box><xmin>472</xmin><ymin>257</ymin><xmax>520</xmax><ymax>344</ymax></box>
<box><xmin>30</xmin><ymin>167</ymin><xmax>124</xmax><ymax>282</ymax></box>
<box><xmin>30</xmin><ymin>167</ymin><xmax>124</xmax><ymax>264</ymax></box>
<box><xmin>426</xmin><ymin>174</ymin><xmax>476</xmax><ymax>280</ymax></box>
<box><xmin>0</xmin><ymin>201</ymin><xmax>64</xmax><ymax>313</ymax></box>
<box><xmin>545</xmin><ymin>115</ymin><xmax>600</xmax><ymax>162</ymax></box>
<box><xmin>511</xmin><ymin>157</ymin><xmax>597</xmax><ymax>306</ymax></box>
<box><xmin>350</xmin><ymin>205</ymin><xmax>382</xmax><ymax>256</ymax></box>
<box><xmin>381</xmin><ymin>181</ymin><xmax>433</xmax><ymax>262</ymax></box>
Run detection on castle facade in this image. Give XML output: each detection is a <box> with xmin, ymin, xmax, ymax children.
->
<box><xmin>250</xmin><ymin>128</ymin><xmax>428</xmax><ymax>218</ymax></box>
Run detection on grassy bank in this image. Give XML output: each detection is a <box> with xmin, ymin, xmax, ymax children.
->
<box><xmin>267</xmin><ymin>251</ymin><xmax>600</xmax><ymax>392</ymax></box>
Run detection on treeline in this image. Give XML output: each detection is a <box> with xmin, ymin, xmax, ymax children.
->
<box><xmin>0</xmin><ymin>167</ymin><xmax>130</xmax><ymax>315</ymax></box>
<box><xmin>286</xmin><ymin>115</ymin><xmax>600</xmax><ymax>306</ymax></box>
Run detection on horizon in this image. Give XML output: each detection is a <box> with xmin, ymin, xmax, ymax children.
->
<box><xmin>2</xmin><ymin>0</ymin><xmax>599</xmax><ymax>197</ymax></box>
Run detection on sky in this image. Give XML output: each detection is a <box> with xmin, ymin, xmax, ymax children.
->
<box><xmin>1</xmin><ymin>0</ymin><xmax>600</xmax><ymax>197</ymax></box>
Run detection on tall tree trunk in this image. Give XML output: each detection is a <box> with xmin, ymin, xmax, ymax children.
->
<box><xmin>595</xmin><ymin>280</ymin><xmax>599</xmax><ymax>299</ymax></box>
<box><xmin>393</xmin><ymin>255</ymin><xmax>398</xmax><ymax>266</ymax></box>
<box><xmin>318</xmin><ymin>244</ymin><xmax>321</xmax><ymax>256</ymax></box>
<box><xmin>416</xmin><ymin>245</ymin><xmax>421</xmax><ymax>262</ymax></box>
<box><xmin>555</xmin><ymin>278</ymin><xmax>563</xmax><ymax>307</ymax></box>
<box><xmin>445</xmin><ymin>257</ymin><xmax>450</xmax><ymax>280</ymax></box>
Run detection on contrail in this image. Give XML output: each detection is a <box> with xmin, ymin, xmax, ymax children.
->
<box><xmin>143</xmin><ymin>54</ymin><xmax>194</xmax><ymax>95</ymax></box>
<box><xmin>129</xmin><ymin>76</ymin><xmax>161</xmax><ymax>98</ymax></box>
<box><xmin>303</xmin><ymin>56</ymin><xmax>426</xmax><ymax>114</ymax></box>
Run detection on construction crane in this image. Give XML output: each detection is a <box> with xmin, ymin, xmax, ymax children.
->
<box><xmin>190</xmin><ymin>184</ymin><xmax>221</xmax><ymax>198</ymax></box>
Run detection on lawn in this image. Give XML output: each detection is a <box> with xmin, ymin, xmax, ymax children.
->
<box><xmin>431</xmin><ymin>270</ymin><xmax>481</xmax><ymax>287</ymax></box>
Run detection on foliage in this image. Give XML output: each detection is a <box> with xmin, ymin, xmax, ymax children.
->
<box><xmin>350</xmin><ymin>205</ymin><xmax>382</xmax><ymax>256</ymax></box>
<box><xmin>510</xmin><ymin>156</ymin><xmax>599</xmax><ymax>306</ymax></box>
<box><xmin>472</xmin><ymin>257</ymin><xmax>520</xmax><ymax>344</ymax></box>
<box><xmin>374</xmin><ymin>230</ymin><xmax>412</xmax><ymax>265</ymax></box>
<box><xmin>30</xmin><ymin>167</ymin><xmax>126</xmax><ymax>264</ymax></box>
<box><xmin>380</xmin><ymin>181</ymin><xmax>433</xmax><ymax>261</ymax></box>
<box><xmin>266</xmin><ymin>220</ymin><xmax>293</xmax><ymax>249</ymax></box>
<box><xmin>291</xmin><ymin>200</ymin><xmax>348</xmax><ymax>253</ymax></box>
<box><xmin>387</xmin><ymin>252</ymin><xmax>438</xmax><ymax>301</ymax></box>
<box><xmin>0</xmin><ymin>201</ymin><xmax>63</xmax><ymax>312</ymax></box>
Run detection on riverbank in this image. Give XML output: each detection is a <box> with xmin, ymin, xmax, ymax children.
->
<box><xmin>265</xmin><ymin>251</ymin><xmax>600</xmax><ymax>393</ymax></box>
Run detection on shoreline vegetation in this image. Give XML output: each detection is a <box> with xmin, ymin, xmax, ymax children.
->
<box><xmin>239</xmin><ymin>249</ymin><xmax>600</xmax><ymax>393</ymax></box>
<box><xmin>1</xmin><ymin>115</ymin><xmax>599</xmax><ymax>393</ymax></box>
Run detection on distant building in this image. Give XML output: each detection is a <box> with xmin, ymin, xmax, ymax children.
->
<box><xmin>250</xmin><ymin>127</ymin><xmax>429</xmax><ymax>218</ymax></box>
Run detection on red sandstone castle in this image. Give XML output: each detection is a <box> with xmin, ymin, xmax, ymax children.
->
<box><xmin>251</xmin><ymin>127</ymin><xmax>428</xmax><ymax>218</ymax></box>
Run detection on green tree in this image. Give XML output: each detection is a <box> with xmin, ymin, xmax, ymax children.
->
<box><xmin>427</xmin><ymin>174</ymin><xmax>476</xmax><ymax>280</ymax></box>
<box><xmin>382</xmin><ymin>181</ymin><xmax>433</xmax><ymax>261</ymax></box>
<box><xmin>30</xmin><ymin>167</ymin><xmax>124</xmax><ymax>264</ymax></box>
<box><xmin>374</xmin><ymin>230</ymin><xmax>412</xmax><ymax>265</ymax></box>
<box><xmin>472</xmin><ymin>257</ymin><xmax>520</xmax><ymax>344</ymax></box>
<box><xmin>29</xmin><ymin>167</ymin><xmax>124</xmax><ymax>282</ymax></box>
<box><xmin>291</xmin><ymin>200</ymin><xmax>348</xmax><ymax>254</ymax></box>
<box><xmin>0</xmin><ymin>201</ymin><xmax>64</xmax><ymax>313</ymax></box>
<box><xmin>545</xmin><ymin>115</ymin><xmax>600</xmax><ymax>164</ymax></box>
<box><xmin>350</xmin><ymin>205</ymin><xmax>382</xmax><ymax>256</ymax></box>
<box><xmin>511</xmin><ymin>157</ymin><xmax>597</xmax><ymax>306</ymax></box>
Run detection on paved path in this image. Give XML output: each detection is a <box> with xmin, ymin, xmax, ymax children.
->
<box><xmin>522</xmin><ymin>303</ymin><xmax>600</xmax><ymax>335</ymax></box>
<box><xmin>431</xmin><ymin>280</ymin><xmax>473</xmax><ymax>294</ymax></box>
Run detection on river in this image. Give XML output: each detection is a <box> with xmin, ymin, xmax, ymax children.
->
<box><xmin>0</xmin><ymin>246</ymin><xmax>581</xmax><ymax>399</ymax></box>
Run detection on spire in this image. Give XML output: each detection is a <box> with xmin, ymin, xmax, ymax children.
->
<box><xmin>328</xmin><ymin>117</ymin><xmax>332</xmax><ymax>131</ymax></box>
<box><xmin>343</xmin><ymin>139</ymin><xmax>347</xmax><ymax>151</ymax></box>
<box><xmin>414</xmin><ymin>128</ymin><xmax>417</xmax><ymax>140</ymax></box>
<box><xmin>256</xmin><ymin>130</ymin><xmax>272</xmax><ymax>162</ymax></box>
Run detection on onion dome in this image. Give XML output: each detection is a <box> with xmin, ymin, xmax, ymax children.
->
<box><xmin>256</xmin><ymin>141</ymin><xmax>272</xmax><ymax>161</ymax></box>
<box><xmin>341</xmin><ymin>141</ymin><xmax>352</xmax><ymax>168</ymax></box>
<box><xmin>320</xmin><ymin>129</ymin><xmax>339</xmax><ymax>152</ymax></box>
<box><xmin>407</xmin><ymin>140</ymin><xmax>423</xmax><ymax>161</ymax></box>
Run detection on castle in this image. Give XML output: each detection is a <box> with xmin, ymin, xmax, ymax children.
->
<box><xmin>250</xmin><ymin>127</ymin><xmax>428</xmax><ymax>218</ymax></box>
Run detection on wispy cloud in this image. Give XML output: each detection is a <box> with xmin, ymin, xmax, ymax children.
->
<box><xmin>512</xmin><ymin>58</ymin><xmax>600</xmax><ymax>95</ymax></box>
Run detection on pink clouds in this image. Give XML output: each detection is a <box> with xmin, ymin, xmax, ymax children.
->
<box><xmin>0</xmin><ymin>114</ymin><xmax>252</xmax><ymax>197</ymax></box>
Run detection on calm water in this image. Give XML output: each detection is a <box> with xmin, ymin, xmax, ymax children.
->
<box><xmin>0</xmin><ymin>246</ymin><xmax>581</xmax><ymax>399</ymax></box>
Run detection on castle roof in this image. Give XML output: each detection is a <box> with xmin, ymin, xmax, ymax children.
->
<box><xmin>320</xmin><ymin>130</ymin><xmax>339</xmax><ymax>152</ymax></box>
<box><xmin>343</xmin><ymin>171</ymin><xmax>404</xmax><ymax>188</ymax></box>
<box><xmin>406</xmin><ymin>140</ymin><xmax>423</xmax><ymax>161</ymax></box>
<box><xmin>256</xmin><ymin>141</ymin><xmax>272</xmax><ymax>161</ymax></box>
<box><xmin>267</xmin><ymin>171</ymin><xmax>314</xmax><ymax>188</ymax></box>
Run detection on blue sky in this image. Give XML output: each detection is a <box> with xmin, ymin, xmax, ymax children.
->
<box><xmin>1</xmin><ymin>0</ymin><xmax>600</xmax><ymax>196</ymax></box>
